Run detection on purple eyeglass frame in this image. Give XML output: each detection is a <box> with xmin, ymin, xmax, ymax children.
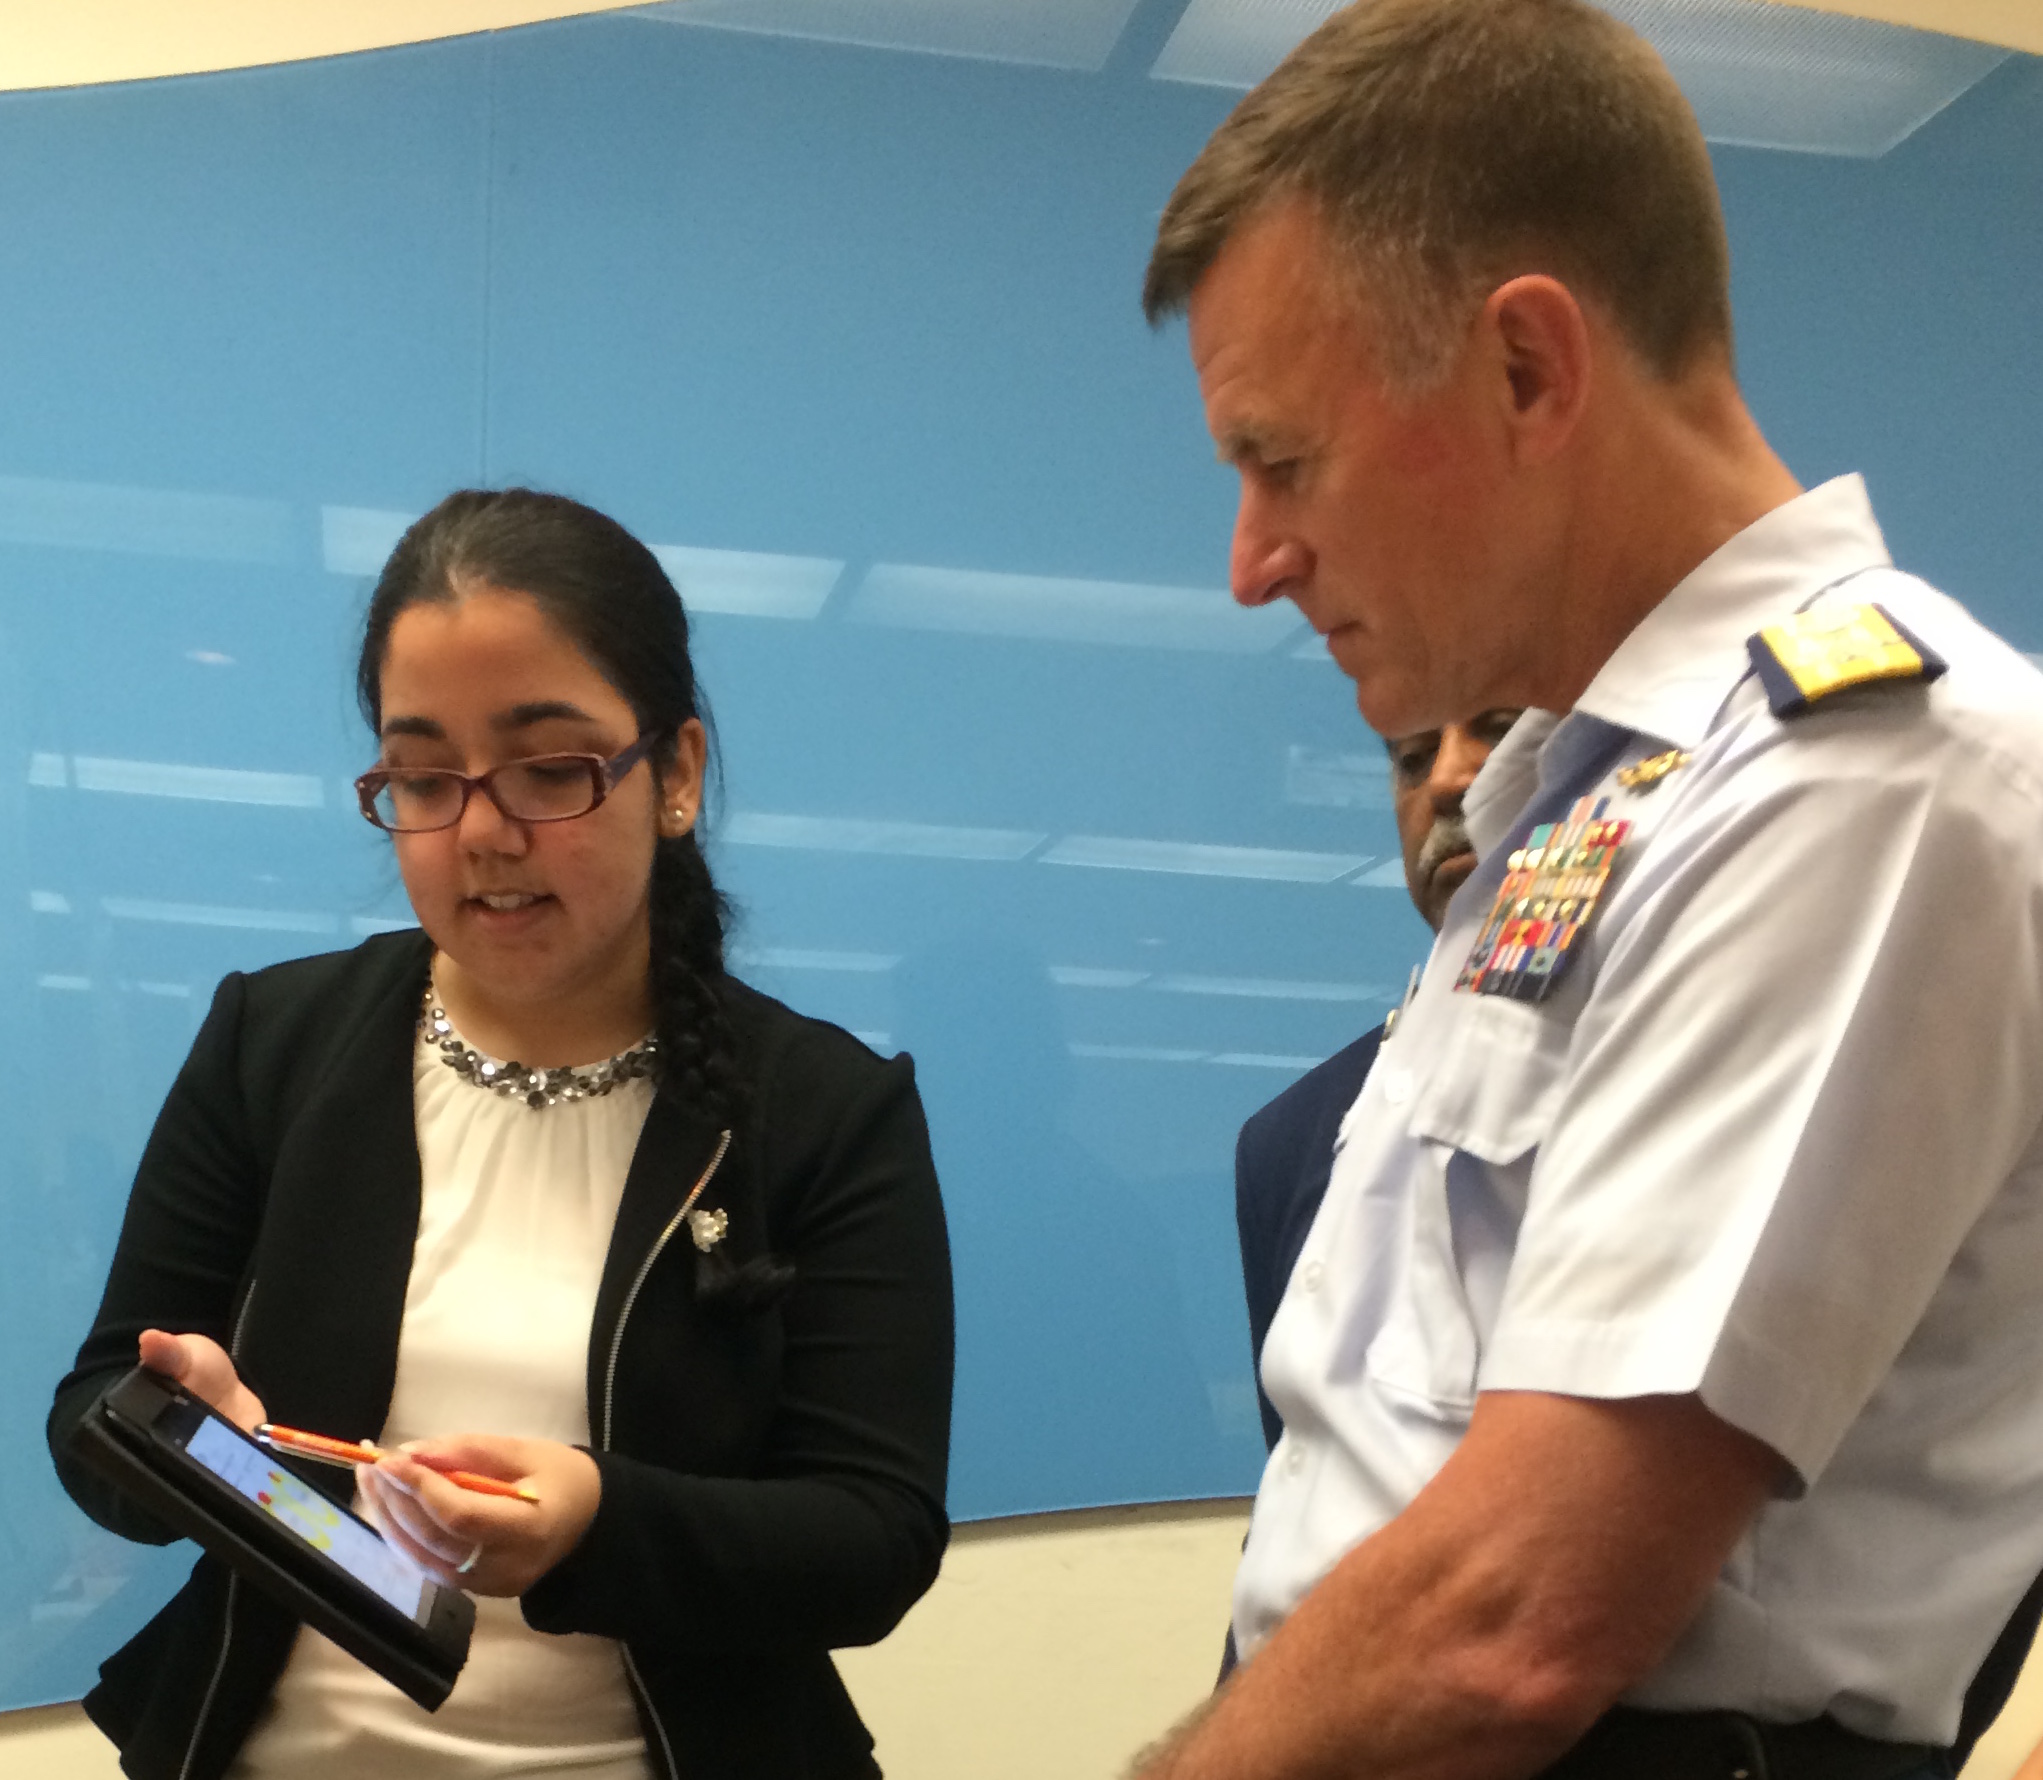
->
<box><xmin>354</xmin><ymin>731</ymin><xmax>663</xmax><ymax>833</ymax></box>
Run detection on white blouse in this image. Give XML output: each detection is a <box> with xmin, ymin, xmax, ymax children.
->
<box><xmin>229</xmin><ymin>1020</ymin><xmax>657</xmax><ymax>1780</ymax></box>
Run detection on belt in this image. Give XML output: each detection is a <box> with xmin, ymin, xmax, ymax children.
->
<box><xmin>1538</xmin><ymin>1707</ymin><xmax>1947</xmax><ymax>1780</ymax></box>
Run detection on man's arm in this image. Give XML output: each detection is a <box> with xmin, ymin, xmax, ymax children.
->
<box><xmin>1135</xmin><ymin>1389</ymin><xmax>1781</xmax><ymax>1780</ymax></box>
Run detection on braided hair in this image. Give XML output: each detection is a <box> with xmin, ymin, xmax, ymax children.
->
<box><xmin>357</xmin><ymin>488</ymin><xmax>743</xmax><ymax>1129</ymax></box>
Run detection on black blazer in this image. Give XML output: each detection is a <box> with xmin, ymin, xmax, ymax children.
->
<box><xmin>48</xmin><ymin>929</ymin><xmax>953</xmax><ymax>1780</ymax></box>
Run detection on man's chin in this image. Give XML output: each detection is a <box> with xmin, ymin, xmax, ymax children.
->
<box><xmin>1352</xmin><ymin>675</ymin><xmax>1442</xmax><ymax>743</ymax></box>
<box><xmin>1424</xmin><ymin>854</ymin><xmax>1479</xmax><ymax>925</ymax></box>
<box><xmin>1333</xmin><ymin>638</ymin><xmax>1409</xmax><ymax>731</ymax></box>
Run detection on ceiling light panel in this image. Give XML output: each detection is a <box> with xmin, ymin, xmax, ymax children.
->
<box><xmin>1037</xmin><ymin>834</ymin><xmax>1371</xmax><ymax>881</ymax></box>
<box><xmin>849</xmin><ymin>562</ymin><xmax>1301</xmax><ymax>653</ymax></box>
<box><xmin>1151</xmin><ymin>0</ymin><xmax>2010</xmax><ymax>158</ymax></box>
<box><xmin>0</xmin><ymin>472</ymin><xmax>291</xmax><ymax>563</ymax></box>
<box><xmin>651</xmin><ymin>543</ymin><xmax>843</xmax><ymax>619</ymax></box>
<box><xmin>1602</xmin><ymin>0</ymin><xmax>2009</xmax><ymax>155</ymax></box>
<box><xmin>100</xmin><ymin>897</ymin><xmax>339</xmax><ymax>934</ymax></box>
<box><xmin>1150</xmin><ymin>0</ymin><xmax>1343</xmax><ymax>89</ymax></box>
<box><xmin>636</xmin><ymin>0</ymin><xmax>1144</xmax><ymax>72</ymax></box>
<box><xmin>30</xmin><ymin>752</ymin><xmax>327</xmax><ymax>807</ymax></box>
<box><xmin>719</xmin><ymin>810</ymin><xmax>1048</xmax><ymax>860</ymax></box>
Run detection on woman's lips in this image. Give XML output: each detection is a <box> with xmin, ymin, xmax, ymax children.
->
<box><xmin>464</xmin><ymin>891</ymin><xmax>554</xmax><ymax>929</ymax></box>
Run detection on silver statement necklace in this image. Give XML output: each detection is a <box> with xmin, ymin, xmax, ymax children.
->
<box><xmin>421</xmin><ymin>986</ymin><xmax>658</xmax><ymax>1109</ymax></box>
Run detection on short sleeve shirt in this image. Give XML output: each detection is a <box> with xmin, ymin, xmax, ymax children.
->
<box><xmin>1231</xmin><ymin>476</ymin><xmax>2043</xmax><ymax>1744</ymax></box>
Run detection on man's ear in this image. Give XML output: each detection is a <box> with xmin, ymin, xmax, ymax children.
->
<box><xmin>1481</xmin><ymin>274</ymin><xmax>1592</xmax><ymax>466</ymax></box>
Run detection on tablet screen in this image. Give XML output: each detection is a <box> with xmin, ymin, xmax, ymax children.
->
<box><xmin>183</xmin><ymin>1417</ymin><xmax>427</xmax><ymax>1620</ymax></box>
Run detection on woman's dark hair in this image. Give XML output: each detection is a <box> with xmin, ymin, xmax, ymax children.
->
<box><xmin>358</xmin><ymin>488</ymin><xmax>743</xmax><ymax>1130</ymax></box>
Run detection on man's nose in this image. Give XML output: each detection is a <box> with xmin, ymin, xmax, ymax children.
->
<box><xmin>1428</xmin><ymin>724</ymin><xmax>1490</xmax><ymax>805</ymax></box>
<box><xmin>1229</xmin><ymin>489</ymin><xmax>1311</xmax><ymax>608</ymax></box>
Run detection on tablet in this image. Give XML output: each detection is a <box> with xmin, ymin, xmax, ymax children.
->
<box><xmin>67</xmin><ymin>1365</ymin><xmax>474</xmax><ymax>1710</ymax></box>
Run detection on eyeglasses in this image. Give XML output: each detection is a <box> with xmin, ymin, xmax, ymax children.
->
<box><xmin>354</xmin><ymin>733</ymin><xmax>662</xmax><ymax>834</ymax></box>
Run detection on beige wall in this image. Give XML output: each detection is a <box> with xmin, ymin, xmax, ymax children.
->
<box><xmin>2</xmin><ymin>1496</ymin><xmax>2040</xmax><ymax>1778</ymax></box>
<box><xmin>0</xmin><ymin>1501</ymin><xmax>1246</xmax><ymax>1779</ymax></box>
<box><xmin>0</xmin><ymin>0</ymin><xmax>2036</xmax><ymax>92</ymax></box>
<box><xmin>1782</xmin><ymin>0</ymin><xmax>2043</xmax><ymax>53</ymax></box>
<box><xmin>0</xmin><ymin>1</ymin><xmax>649</xmax><ymax>91</ymax></box>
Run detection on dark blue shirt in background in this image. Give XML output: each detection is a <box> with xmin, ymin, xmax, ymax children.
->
<box><xmin>1233</xmin><ymin>1024</ymin><xmax>1385</xmax><ymax>1453</ymax></box>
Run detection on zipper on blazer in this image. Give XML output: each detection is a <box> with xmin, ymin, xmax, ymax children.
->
<box><xmin>600</xmin><ymin>1128</ymin><xmax>731</xmax><ymax>1780</ymax></box>
<box><xmin>600</xmin><ymin>1129</ymin><xmax>731</xmax><ymax>1450</ymax></box>
<box><xmin>228</xmin><ymin>1274</ymin><xmax>258</xmax><ymax>1358</ymax></box>
<box><xmin>622</xmin><ymin>1645</ymin><xmax>681</xmax><ymax>1780</ymax></box>
<box><xmin>177</xmin><ymin>1572</ymin><xmax>238</xmax><ymax>1780</ymax></box>
<box><xmin>183</xmin><ymin>1130</ymin><xmax>737</xmax><ymax>1780</ymax></box>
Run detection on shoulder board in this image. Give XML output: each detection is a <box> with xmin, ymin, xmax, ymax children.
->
<box><xmin>1746</xmin><ymin>602</ymin><xmax>1947</xmax><ymax>720</ymax></box>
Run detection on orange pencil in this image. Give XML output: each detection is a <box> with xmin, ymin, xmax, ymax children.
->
<box><xmin>256</xmin><ymin>1423</ymin><xmax>540</xmax><ymax>1504</ymax></box>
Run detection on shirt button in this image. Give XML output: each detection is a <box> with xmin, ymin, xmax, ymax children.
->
<box><xmin>1287</xmin><ymin>1444</ymin><xmax>1307</xmax><ymax>1476</ymax></box>
<box><xmin>1381</xmin><ymin>1067</ymin><xmax>1412</xmax><ymax>1106</ymax></box>
<box><xmin>1299</xmin><ymin>1261</ymin><xmax>1325</xmax><ymax>1293</ymax></box>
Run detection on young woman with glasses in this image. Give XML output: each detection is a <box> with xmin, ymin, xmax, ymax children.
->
<box><xmin>50</xmin><ymin>489</ymin><xmax>954</xmax><ymax>1780</ymax></box>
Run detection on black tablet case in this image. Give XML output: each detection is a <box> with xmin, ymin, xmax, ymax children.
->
<box><xmin>65</xmin><ymin>1366</ymin><xmax>474</xmax><ymax>1710</ymax></box>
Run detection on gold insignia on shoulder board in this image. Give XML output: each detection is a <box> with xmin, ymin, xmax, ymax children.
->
<box><xmin>1747</xmin><ymin>603</ymin><xmax>1948</xmax><ymax>720</ymax></box>
<box><xmin>1615</xmin><ymin>748</ymin><xmax>1691</xmax><ymax>791</ymax></box>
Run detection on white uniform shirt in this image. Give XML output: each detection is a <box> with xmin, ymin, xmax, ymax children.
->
<box><xmin>1234</xmin><ymin>476</ymin><xmax>2043</xmax><ymax>1744</ymax></box>
<box><xmin>230</xmin><ymin>1027</ymin><xmax>655</xmax><ymax>1780</ymax></box>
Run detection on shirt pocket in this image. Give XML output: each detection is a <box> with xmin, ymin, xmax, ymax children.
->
<box><xmin>1363</xmin><ymin>998</ymin><xmax>1571</xmax><ymax>1407</ymax></box>
<box><xmin>1404</xmin><ymin>994</ymin><xmax>1573</xmax><ymax>1166</ymax></box>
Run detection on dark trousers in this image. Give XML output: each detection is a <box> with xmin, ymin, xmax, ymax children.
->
<box><xmin>1537</xmin><ymin>1709</ymin><xmax>1949</xmax><ymax>1780</ymax></box>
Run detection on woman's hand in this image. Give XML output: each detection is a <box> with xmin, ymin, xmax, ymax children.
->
<box><xmin>138</xmin><ymin>1329</ymin><xmax>268</xmax><ymax>1433</ymax></box>
<box><xmin>355</xmin><ymin>1435</ymin><xmax>602</xmax><ymax>1599</ymax></box>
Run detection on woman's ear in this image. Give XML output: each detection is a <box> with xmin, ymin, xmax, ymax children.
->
<box><xmin>656</xmin><ymin>717</ymin><xmax>709</xmax><ymax>838</ymax></box>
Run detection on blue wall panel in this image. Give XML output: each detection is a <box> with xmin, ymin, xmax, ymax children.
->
<box><xmin>0</xmin><ymin>9</ymin><xmax>2038</xmax><ymax>1711</ymax></box>
<box><xmin>1717</xmin><ymin>55</ymin><xmax>2043</xmax><ymax>642</ymax></box>
<box><xmin>0</xmin><ymin>41</ymin><xmax>495</xmax><ymax>1708</ymax></box>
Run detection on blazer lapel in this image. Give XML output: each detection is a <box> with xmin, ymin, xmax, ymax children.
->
<box><xmin>240</xmin><ymin>948</ymin><xmax>430</xmax><ymax>1445</ymax></box>
<box><xmin>585</xmin><ymin>1086</ymin><xmax>732</xmax><ymax>1448</ymax></box>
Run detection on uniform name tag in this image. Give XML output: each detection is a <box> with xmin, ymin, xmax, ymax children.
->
<box><xmin>1455</xmin><ymin>795</ymin><xmax>1631</xmax><ymax>1003</ymax></box>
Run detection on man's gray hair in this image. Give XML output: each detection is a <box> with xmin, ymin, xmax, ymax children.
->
<box><xmin>1143</xmin><ymin>0</ymin><xmax>1733</xmax><ymax>387</ymax></box>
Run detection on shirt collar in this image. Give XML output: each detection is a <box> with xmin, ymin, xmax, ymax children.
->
<box><xmin>1571</xmin><ymin>472</ymin><xmax>1893</xmax><ymax>750</ymax></box>
<box><xmin>1464</xmin><ymin>709</ymin><xmax>1556</xmax><ymax>862</ymax></box>
<box><xmin>1461</xmin><ymin>475</ymin><xmax>1891</xmax><ymax>861</ymax></box>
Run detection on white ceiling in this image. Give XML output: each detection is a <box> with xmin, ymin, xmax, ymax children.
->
<box><xmin>1153</xmin><ymin>0</ymin><xmax>2011</xmax><ymax>155</ymax></box>
<box><xmin>636</xmin><ymin>0</ymin><xmax>1145</xmax><ymax>71</ymax></box>
<box><xmin>0</xmin><ymin>0</ymin><xmax>2033</xmax><ymax>94</ymax></box>
<box><xmin>0</xmin><ymin>1</ymin><xmax>650</xmax><ymax>92</ymax></box>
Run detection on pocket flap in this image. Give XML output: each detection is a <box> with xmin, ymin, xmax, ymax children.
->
<box><xmin>1405</xmin><ymin>995</ymin><xmax>1570</xmax><ymax>1165</ymax></box>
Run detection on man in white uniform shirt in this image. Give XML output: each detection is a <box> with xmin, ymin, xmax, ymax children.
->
<box><xmin>1132</xmin><ymin>2</ymin><xmax>2043</xmax><ymax>1778</ymax></box>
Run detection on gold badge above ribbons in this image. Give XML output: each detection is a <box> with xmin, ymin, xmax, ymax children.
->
<box><xmin>1615</xmin><ymin>748</ymin><xmax>1691</xmax><ymax>791</ymax></box>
